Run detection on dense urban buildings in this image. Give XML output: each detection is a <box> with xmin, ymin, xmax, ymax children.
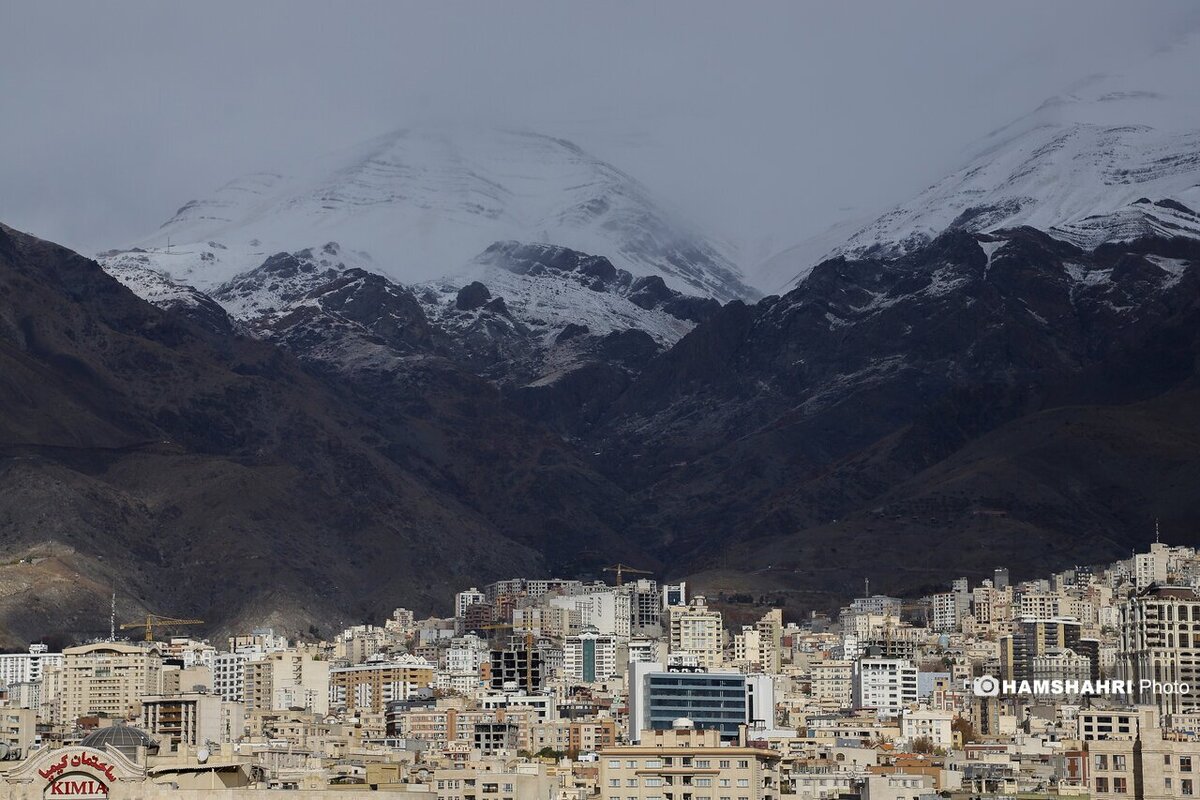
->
<box><xmin>2</xmin><ymin>543</ymin><xmax>1200</xmax><ymax>797</ymax></box>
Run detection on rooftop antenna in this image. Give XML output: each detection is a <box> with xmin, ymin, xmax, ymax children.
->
<box><xmin>166</xmin><ymin>235</ymin><xmax>171</xmax><ymax>255</ymax></box>
<box><xmin>109</xmin><ymin>592</ymin><xmax>116</xmax><ymax>642</ymax></box>
<box><xmin>1156</xmin><ymin>518</ymin><xmax>1161</xmax><ymax>545</ymax></box>
<box><xmin>864</xmin><ymin>578</ymin><xmax>869</xmax><ymax>598</ymax></box>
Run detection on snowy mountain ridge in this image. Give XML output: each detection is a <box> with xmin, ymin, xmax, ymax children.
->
<box><xmin>756</xmin><ymin>34</ymin><xmax>1200</xmax><ymax>290</ymax></box>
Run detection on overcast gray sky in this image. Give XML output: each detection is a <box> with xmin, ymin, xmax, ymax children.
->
<box><xmin>3</xmin><ymin>1</ymin><xmax>1199</xmax><ymax>263</ymax></box>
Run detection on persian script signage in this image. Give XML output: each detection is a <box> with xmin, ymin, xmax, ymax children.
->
<box><xmin>38</xmin><ymin>751</ymin><xmax>118</xmax><ymax>797</ymax></box>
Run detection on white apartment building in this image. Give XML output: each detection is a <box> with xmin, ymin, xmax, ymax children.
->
<box><xmin>455</xmin><ymin>588</ymin><xmax>486</xmax><ymax>619</ymax></box>
<box><xmin>852</xmin><ymin>657</ymin><xmax>918</xmax><ymax>718</ymax></box>
<box><xmin>0</xmin><ymin>644</ymin><xmax>62</xmax><ymax>687</ymax></box>
<box><xmin>445</xmin><ymin>635</ymin><xmax>489</xmax><ymax>674</ymax></box>
<box><xmin>1135</xmin><ymin>544</ymin><xmax>1170</xmax><ymax>591</ymax></box>
<box><xmin>563</xmin><ymin>628</ymin><xmax>618</xmax><ymax>682</ymax></box>
<box><xmin>901</xmin><ymin>707</ymin><xmax>953</xmax><ymax>749</ymax></box>
<box><xmin>931</xmin><ymin>593</ymin><xmax>959</xmax><ymax>632</ymax></box>
<box><xmin>212</xmin><ymin>652</ymin><xmax>250</xmax><ymax>702</ymax></box>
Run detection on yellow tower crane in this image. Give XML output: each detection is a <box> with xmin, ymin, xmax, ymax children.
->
<box><xmin>120</xmin><ymin>614</ymin><xmax>204</xmax><ymax>642</ymax></box>
<box><xmin>602</xmin><ymin>563</ymin><xmax>652</xmax><ymax>586</ymax></box>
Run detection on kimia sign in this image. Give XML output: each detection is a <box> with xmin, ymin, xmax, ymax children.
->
<box><xmin>45</xmin><ymin>775</ymin><xmax>109</xmax><ymax>798</ymax></box>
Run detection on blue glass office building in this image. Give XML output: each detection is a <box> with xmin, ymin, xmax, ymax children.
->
<box><xmin>644</xmin><ymin>672</ymin><xmax>748</xmax><ymax>739</ymax></box>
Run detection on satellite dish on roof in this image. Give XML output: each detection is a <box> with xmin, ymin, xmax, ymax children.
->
<box><xmin>196</xmin><ymin>747</ymin><xmax>209</xmax><ymax>764</ymax></box>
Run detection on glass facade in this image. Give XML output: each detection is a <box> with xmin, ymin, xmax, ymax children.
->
<box><xmin>645</xmin><ymin>674</ymin><xmax>747</xmax><ymax>739</ymax></box>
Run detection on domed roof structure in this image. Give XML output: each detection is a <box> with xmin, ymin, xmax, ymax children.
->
<box><xmin>79</xmin><ymin>725</ymin><xmax>160</xmax><ymax>760</ymax></box>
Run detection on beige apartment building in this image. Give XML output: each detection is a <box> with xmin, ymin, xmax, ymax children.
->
<box><xmin>141</xmin><ymin>692</ymin><xmax>246</xmax><ymax>748</ymax></box>
<box><xmin>810</xmin><ymin>660</ymin><xmax>853</xmax><ymax>712</ymax></box>
<box><xmin>599</xmin><ymin>723</ymin><xmax>780</xmax><ymax>800</ymax></box>
<box><xmin>666</xmin><ymin>598</ymin><xmax>724</xmax><ymax>669</ymax></box>
<box><xmin>1081</xmin><ymin>706</ymin><xmax>1200</xmax><ymax>800</ymax></box>
<box><xmin>55</xmin><ymin>642</ymin><xmax>163</xmax><ymax>723</ymax></box>
<box><xmin>243</xmin><ymin>648</ymin><xmax>330</xmax><ymax>714</ymax></box>
<box><xmin>328</xmin><ymin>656</ymin><xmax>435</xmax><ymax>714</ymax></box>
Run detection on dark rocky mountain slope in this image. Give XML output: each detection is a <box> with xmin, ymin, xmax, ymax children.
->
<box><xmin>592</xmin><ymin>228</ymin><xmax>1200</xmax><ymax>599</ymax></box>
<box><xmin>0</xmin><ymin>223</ymin><xmax>649</xmax><ymax>645</ymax></box>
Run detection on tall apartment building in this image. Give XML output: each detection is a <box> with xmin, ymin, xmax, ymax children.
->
<box><xmin>666</xmin><ymin>597</ymin><xmax>723</xmax><ymax>669</ymax></box>
<box><xmin>445</xmin><ymin>635</ymin><xmax>489</xmax><ymax>674</ymax></box>
<box><xmin>1000</xmin><ymin>618</ymin><xmax>1096</xmax><ymax>682</ymax></box>
<box><xmin>328</xmin><ymin>655</ymin><xmax>434</xmax><ymax>714</ymax></box>
<box><xmin>57</xmin><ymin>643</ymin><xmax>163</xmax><ymax>722</ymax></box>
<box><xmin>563</xmin><ymin>628</ymin><xmax>618</xmax><ymax>682</ymax></box>
<box><xmin>1118</xmin><ymin>585</ymin><xmax>1200</xmax><ymax>715</ymax></box>
<box><xmin>212</xmin><ymin>652</ymin><xmax>250</xmax><ymax>702</ymax></box>
<box><xmin>141</xmin><ymin>692</ymin><xmax>246</xmax><ymax>747</ymax></box>
<box><xmin>455</xmin><ymin>587</ymin><xmax>486</xmax><ymax>619</ymax></box>
<box><xmin>851</xmin><ymin>657</ymin><xmax>918</xmax><ymax>718</ymax></box>
<box><xmin>0</xmin><ymin>644</ymin><xmax>62</xmax><ymax>687</ymax></box>
<box><xmin>810</xmin><ymin>659</ymin><xmax>854</xmax><ymax>712</ymax></box>
<box><xmin>1135</xmin><ymin>543</ymin><xmax>1171</xmax><ymax>591</ymax></box>
<box><xmin>623</xmin><ymin>579</ymin><xmax>662</xmax><ymax>631</ymax></box>
<box><xmin>243</xmin><ymin>648</ymin><xmax>330</xmax><ymax>714</ymax></box>
<box><xmin>548</xmin><ymin>590</ymin><xmax>631</xmax><ymax>639</ymax></box>
<box><xmin>755</xmin><ymin>608</ymin><xmax>783</xmax><ymax>673</ymax></box>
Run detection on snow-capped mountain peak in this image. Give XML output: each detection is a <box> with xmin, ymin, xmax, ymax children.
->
<box><xmin>107</xmin><ymin>126</ymin><xmax>754</xmax><ymax>302</ymax></box>
<box><xmin>757</xmin><ymin>32</ymin><xmax>1200</xmax><ymax>290</ymax></box>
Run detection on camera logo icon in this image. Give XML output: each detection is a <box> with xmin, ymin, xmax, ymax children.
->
<box><xmin>973</xmin><ymin>675</ymin><xmax>1001</xmax><ymax>697</ymax></box>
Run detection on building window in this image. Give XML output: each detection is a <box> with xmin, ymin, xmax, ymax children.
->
<box><xmin>1094</xmin><ymin>754</ymin><xmax>1108</xmax><ymax>771</ymax></box>
<box><xmin>737</xmin><ymin>761</ymin><xmax>749</xmax><ymax>769</ymax></box>
<box><xmin>1183</xmin><ymin>779</ymin><xmax>1195</xmax><ymax>796</ymax></box>
<box><xmin>1184</xmin><ymin>757</ymin><xmax>1194</xmax><ymax>773</ymax></box>
<box><xmin>1095</xmin><ymin>778</ymin><xmax>1108</xmax><ymax>793</ymax></box>
<box><xmin>1113</xmin><ymin>777</ymin><xmax>1127</xmax><ymax>794</ymax></box>
<box><xmin>719</xmin><ymin>760</ymin><xmax>730</xmax><ymax>769</ymax></box>
<box><xmin>1113</xmin><ymin>755</ymin><xmax>1126</xmax><ymax>771</ymax></box>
